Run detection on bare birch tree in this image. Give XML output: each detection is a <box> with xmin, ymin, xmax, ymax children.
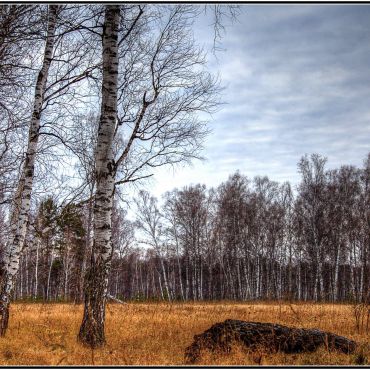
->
<box><xmin>0</xmin><ymin>5</ymin><xmax>59</xmax><ymax>335</ymax></box>
<box><xmin>0</xmin><ymin>3</ymin><xmax>98</xmax><ymax>334</ymax></box>
<box><xmin>0</xmin><ymin>5</ymin><xmax>41</xmax><ymax>205</ymax></box>
<box><xmin>78</xmin><ymin>4</ymin><xmax>220</xmax><ymax>347</ymax></box>
<box><xmin>135</xmin><ymin>191</ymin><xmax>172</xmax><ymax>301</ymax></box>
<box><xmin>77</xmin><ymin>5</ymin><xmax>121</xmax><ymax>347</ymax></box>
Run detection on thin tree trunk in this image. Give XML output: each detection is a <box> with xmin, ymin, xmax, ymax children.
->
<box><xmin>25</xmin><ymin>249</ymin><xmax>29</xmax><ymax>297</ymax></box>
<box><xmin>77</xmin><ymin>187</ymin><xmax>94</xmax><ymax>304</ymax></box>
<box><xmin>0</xmin><ymin>5</ymin><xmax>58</xmax><ymax>335</ymax></box>
<box><xmin>194</xmin><ymin>259</ymin><xmax>197</xmax><ymax>300</ymax></box>
<box><xmin>64</xmin><ymin>248</ymin><xmax>70</xmax><ymax>300</ymax></box>
<box><xmin>297</xmin><ymin>261</ymin><xmax>301</xmax><ymax>301</ymax></box>
<box><xmin>360</xmin><ymin>240</ymin><xmax>367</xmax><ymax>302</ymax></box>
<box><xmin>199</xmin><ymin>257</ymin><xmax>203</xmax><ymax>300</ymax></box>
<box><xmin>157</xmin><ymin>267</ymin><xmax>164</xmax><ymax>300</ymax></box>
<box><xmin>333</xmin><ymin>246</ymin><xmax>340</xmax><ymax>301</ymax></box>
<box><xmin>243</xmin><ymin>258</ymin><xmax>250</xmax><ymax>300</ymax></box>
<box><xmin>185</xmin><ymin>259</ymin><xmax>189</xmax><ymax>300</ymax></box>
<box><xmin>208</xmin><ymin>263</ymin><xmax>213</xmax><ymax>300</ymax></box>
<box><xmin>288</xmin><ymin>245</ymin><xmax>292</xmax><ymax>300</ymax></box>
<box><xmin>115</xmin><ymin>270</ymin><xmax>119</xmax><ymax>298</ymax></box>
<box><xmin>352</xmin><ymin>244</ymin><xmax>359</xmax><ymax>300</ymax></box>
<box><xmin>46</xmin><ymin>246</ymin><xmax>55</xmax><ymax>302</ymax></box>
<box><xmin>236</xmin><ymin>258</ymin><xmax>242</xmax><ymax>299</ymax></box>
<box><xmin>19</xmin><ymin>258</ymin><xmax>23</xmax><ymax>300</ymax></box>
<box><xmin>78</xmin><ymin>5</ymin><xmax>120</xmax><ymax>347</ymax></box>
<box><xmin>174</xmin><ymin>228</ymin><xmax>184</xmax><ymax>301</ymax></box>
<box><xmin>318</xmin><ymin>261</ymin><xmax>324</xmax><ymax>300</ymax></box>
<box><xmin>256</xmin><ymin>255</ymin><xmax>260</xmax><ymax>299</ymax></box>
<box><xmin>34</xmin><ymin>240</ymin><xmax>40</xmax><ymax>299</ymax></box>
<box><xmin>177</xmin><ymin>255</ymin><xmax>184</xmax><ymax>301</ymax></box>
<box><xmin>159</xmin><ymin>255</ymin><xmax>171</xmax><ymax>301</ymax></box>
<box><xmin>134</xmin><ymin>259</ymin><xmax>138</xmax><ymax>297</ymax></box>
<box><xmin>314</xmin><ymin>266</ymin><xmax>318</xmax><ymax>301</ymax></box>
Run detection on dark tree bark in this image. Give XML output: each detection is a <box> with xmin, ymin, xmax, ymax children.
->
<box><xmin>185</xmin><ymin>319</ymin><xmax>357</xmax><ymax>364</ymax></box>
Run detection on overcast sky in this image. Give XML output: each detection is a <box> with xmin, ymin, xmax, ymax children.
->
<box><xmin>142</xmin><ymin>4</ymin><xmax>370</xmax><ymax>198</ymax></box>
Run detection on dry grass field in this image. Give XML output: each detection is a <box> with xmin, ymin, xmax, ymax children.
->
<box><xmin>0</xmin><ymin>301</ymin><xmax>368</xmax><ymax>365</ymax></box>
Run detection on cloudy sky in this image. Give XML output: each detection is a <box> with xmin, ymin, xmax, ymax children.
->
<box><xmin>147</xmin><ymin>5</ymin><xmax>370</xmax><ymax>198</ymax></box>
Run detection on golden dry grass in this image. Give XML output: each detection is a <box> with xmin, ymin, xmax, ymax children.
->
<box><xmin>0</xmin><ymin>301</ymin><xmax>368</xmax><ymax>365</ymax></box>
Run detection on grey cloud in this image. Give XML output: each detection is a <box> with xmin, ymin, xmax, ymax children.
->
<box><xmin>149</xmin><ymin>5</ymin><xmax>370</xmax><ymax>198</ymax></box>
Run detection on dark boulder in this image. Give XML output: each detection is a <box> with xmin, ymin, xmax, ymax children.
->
<box><xmin>185</xmin><ymin>319</ymin><xmax>357</xmax><ymax>364</ymax></box>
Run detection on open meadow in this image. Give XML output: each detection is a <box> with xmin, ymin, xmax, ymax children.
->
<box><xmin>0</xmin><ymin>301</ymin><xmax>368</xmax><ymax>366</ymax></box>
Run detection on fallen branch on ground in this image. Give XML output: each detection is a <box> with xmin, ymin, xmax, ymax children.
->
<box><xmin>106</xmin><ymin>294</ymin><xmax>127</xmax><ymax>304</ymax></box>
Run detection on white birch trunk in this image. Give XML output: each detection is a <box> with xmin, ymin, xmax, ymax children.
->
<box><xmin>333</xmin><ymin>246</ymin><xmax>340</xmax><ymax>301</ymax></box>
<box><xmin>19</xmin><ymin>258</ymin><xmax>23</xmax><ymax>300</ymax></box>
<box><xmin>78</xmin><ymin>5</ymin><xmax>120</xmax><ymax>348</ymax></box>
<box><xmin>25</xmin><ymin>249</ymin><xmax>29</xmax><ymax>297</ymax></box>
<box><xmin>199</xmin><ymin>262</ymin><xmax>203</xmax><ymax>300</ymax></box>
<box><xmin>34</xmin><ymin>240</ymin><xmax>40</xmax><ymax>299</ymax></box>
<box><xmin>256</xmin><ymin>256</ymin><xmax>260</xmax><ymax>299</ymax></box>
<box><xmin>0</xmin><ymin>5</ymin><xmax>58</xmax><ymax>335</ymax></box>
<box><xmin>185</xmin><ymin>261</ymin><xmax>189</xmax><ymax>300</ymax></box>
<box><xmin>158</xmin><ymin>270</ymin><xmax>164</xmax><ymax>300</ymax></box>
<box><xmin>318</xmin><ymin>261</ymin><xmax>324</xmax><ymax>300</ymax></box>
<box><xmin>77</xmin><ymin>187</ymin><xmax>94</xmax><ymax>303</ymax></box>
<box><xmin>243</xmin><ymin>259</ymin><xmax>249</xmax><ymax>300</ymax></box>
<box><xmin>160</xmin><ymin>258</ymin><xmax>171</xmax><ymax>301</ymax></box>
<box><xmin>174</xmin><ymin>228</ymin><xmax>184</xmax><ymax>301</ymax></box>
<box><xmin>237</xmin><ymin>258</ymin><xmax>242</xmax><ymax>299</ymax></box>
<box><xmin>46</xmin><ymin>246</ymin><xmax>55</xmax><ymax>301</ymax></box>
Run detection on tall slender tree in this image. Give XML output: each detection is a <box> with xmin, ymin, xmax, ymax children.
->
<box><xmin>78</xmin><ymin>5</ymin><xmax>120</xmax><ymax>347</ymax></box>
<box><xmin>78</xmin><ymin>4</ymin><xmax>220</xmax><ymax>347</ymax></box>
<box><xmin>0</xmin><ymin>5</ymin><xmax>59</xmax><ymax>336</ymax></box>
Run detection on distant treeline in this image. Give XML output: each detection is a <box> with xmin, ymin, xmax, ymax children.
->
<box><xmin>3</xmin><ymin>153</ymin><xmax>369</xmax><ymax>303</ymax></box>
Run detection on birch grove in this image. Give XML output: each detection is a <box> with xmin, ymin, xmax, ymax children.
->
<box><xmin>4</xmin><ymin>153</ymin><xmax>368</xmax><ymax>305</ymax></box>
<box><xmin>0</xmin><ymin>3</ymin><xmax>368</xmax><ymax>351</ymax></box>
